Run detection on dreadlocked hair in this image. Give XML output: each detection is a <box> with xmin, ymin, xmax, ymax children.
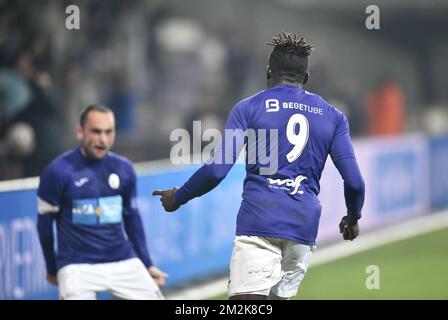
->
<box><xmin>267</xmin><ymin>32</ymin><xmax>314</xmax><ymax>57</ymax></box>
<box><xmin>267</xmin><ymin>32</ymin><xmax>314</xmax><ymax>83</ymax></box>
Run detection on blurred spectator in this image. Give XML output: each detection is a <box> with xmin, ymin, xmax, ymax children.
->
<box><xmin>364</xmin><ymin>80</ymin><xmax>406</xmax><ymax>136</ymax></box>
<box><xmin>332</xmin><ymin>77</ymin><xmax>366</xmax><ymax>137</ymax></box>
<box><xmin>0</xmin><ymin>59</ymin><xmax>33</xmax><ymax>179</ymax></box>
<box><xmin>423</xmin><ymin>106</ymin><xmax>448</xmax><ymax>135</ymax></box>
<box><xmin>223</xmin><ymin>32</ymin><xmax>250</xmax><ymax>108</ymax></box>
<box><xmin>60</xmin><ymin>63</ymin><xmax>100</xmax><ymax>146</ymax></box>
<box><xmin>183</xmin><ymin>87</ymin><xmax>224</xmax><ymax>135</ymax></box>
<box><xmin>0</xmin><ymin>69</ymin><xmax>32</xmax><ymax>125</ymax></box>
<box><xmin>17</xmin><ymin>79</ymin><xmax>63</xmax><ymax>177</ymax></box>
<box><xmin>107</xmin><ymin>75</ymin><xmax>136</xmax><ymax>133</ymax></box>
<box><xmin>0</xmin><ymin>50</ymin><xmax>64</xmax><ymax>178</ymax></box>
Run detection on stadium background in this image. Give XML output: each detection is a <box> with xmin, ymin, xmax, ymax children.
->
<box><xmin>0</xmin><ymin>0</ymin><xmax>447</xmax><ymax>299</ymax></box>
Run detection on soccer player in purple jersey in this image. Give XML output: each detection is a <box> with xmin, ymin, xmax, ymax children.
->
<box><xmin>153</xmin><ymin>32</ymin><xmax>365</xmax><ymax>300</ymax></box>
<box><xmin>37</xmin><ymin>105</ymin><xmax>167</xmax><ymax>299</ymax></box>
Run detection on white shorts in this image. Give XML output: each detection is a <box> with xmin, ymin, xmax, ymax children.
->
<box><xmin>228</xmin><ymin>236</ymin><xmax>315</xmax><ymax>299</ymax></box>
<box><xmin>57</xmin><ymin>258</ymin><xmax>164</xmax><ymax>300</ymax></box>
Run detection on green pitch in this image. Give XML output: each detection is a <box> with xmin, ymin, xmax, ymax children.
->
<box><xmin>209</xmin><ymin>227</ymin><xmax>448</xmax><ymax>299</ymax></box>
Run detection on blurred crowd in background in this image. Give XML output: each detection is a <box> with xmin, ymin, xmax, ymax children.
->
<box><xmin>1</xmin><ymin>0</ymin><xmax>447</xmax><ymax>181</ymax></box>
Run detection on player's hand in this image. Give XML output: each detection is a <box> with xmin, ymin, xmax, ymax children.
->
<box><xmin>46</xmin><ymin>274</ymin><xmax>58</xmax><ymax>286</ymax></box>
<box><xmin>339</xmin><ymin>216</ymin><xmax>359</xmax><ymax>241</ymax></box>
<box><xmin>148</xmin><ymin>266</ymin><xmax>169</xmax><ymax>287</ymax></box>
<box><xmin>152</xmin><ymin>187</ymin><xmax>180</xmax><ymax>212</ymax></box>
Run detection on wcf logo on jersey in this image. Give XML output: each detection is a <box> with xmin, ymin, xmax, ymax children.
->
<box><xmin>267</xmin><ymin>175</ymin><xmax>307</xmax><ymax>195</ymax></box>
<box><xmin>265</xmin><ymin>99</ymin><xmax>280</xmax><ymax>112</ymax></box>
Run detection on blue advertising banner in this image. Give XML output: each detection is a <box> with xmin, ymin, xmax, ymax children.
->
<box><xmin>429</xmin><ymin>135</ymin><xmax>448</xmax><ymax>210</ymax></box>
<box><xmin>316</xmin><ymin>134</ymin><xmax>429</xmax><ymax>244</ymax></box>
<box><xmin>0</xmin><ymin>188</ymin><xmax>57</xmax><ymax>299</ymax></box>
<box><xmin>0</xmin><ymin>164</ymin><xmax>245</xmax><ymax>299</ymax></box>
<box><xmin>2</xmin><ymin>134</ymin><xmax>444</xmax><ymax>299</ymax></box>
<box><xmin>374</xmin><ymin>150</ymin><xmax>419</xmax><ymax>214</ymax></box>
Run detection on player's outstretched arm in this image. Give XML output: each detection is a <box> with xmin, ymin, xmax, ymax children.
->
<box><xmin>154</xmin><ymin>99</ymin><xmax>248</xmax><ymax>209</ymax></box>
<box><xmin>152</xmin><ymin>187</ymin><xmax>180</xmax><ymax>212</ymax></box>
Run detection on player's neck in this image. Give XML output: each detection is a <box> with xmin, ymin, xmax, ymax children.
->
<box><xmin>268</xmin><ymin>79</ymin><xmax>302</xmax><ymax>89</ymax></box>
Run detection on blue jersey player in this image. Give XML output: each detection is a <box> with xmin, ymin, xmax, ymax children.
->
<box><xmin>37</xmin><ymin>104</ymin><xmax>167</xmax><ymax>299</ymax></box>
<box><xmin>153</xmin><ymin>32</ymin><xmax>365</xmax><ymax>300</ymax></box>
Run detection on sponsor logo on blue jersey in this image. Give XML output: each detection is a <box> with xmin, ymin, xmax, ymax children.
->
<box><xmin>267</xmin><ymin>175</ymin><xmax>307</xmax><ymax>195</ymax></box>
<box><xmin>74</xmin><ymin>177</ymin><xmax>89</xmax><ymax>187</ymax></box>
<box><xmin>265</xmin><ymin>99</ymin><xmax>280</xmax><ymax>112</ymax></box>
<box><xmin>72</xmin><ymin>195</ymin><xmax>122</xmax><ymax>225</ymax></box>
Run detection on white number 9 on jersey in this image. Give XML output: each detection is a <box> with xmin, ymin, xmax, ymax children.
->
<box><xmin>286</xmin><ymin>114</ymin><xmax>309</xmax><ymax>163</ymax></box>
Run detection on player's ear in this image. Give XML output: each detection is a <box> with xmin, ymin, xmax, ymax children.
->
<box><xmin>266</xmin><ymin>66</ymin><xmax>272</xmax><ymax>80</ymax></box>
<box><xmin>303</xmin><ymin>72</ymin><xmax>310</xmax><ymax>85</ymax></box>
<box><xmin>76</xmin><ymin>126</ymin><xmax>83</xmax><ymax>141</ymax></box>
